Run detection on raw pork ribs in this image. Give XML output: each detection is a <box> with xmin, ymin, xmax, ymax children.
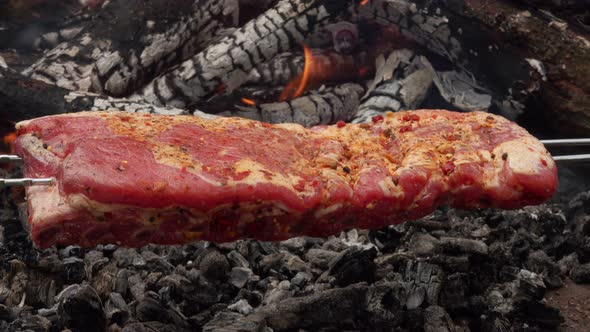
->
<box><xmin>14</xmin><ymin>110</ymin><xmax>557</xmax><ymax>248</ymax></box>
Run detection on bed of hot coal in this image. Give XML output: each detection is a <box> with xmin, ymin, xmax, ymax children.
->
<box><xmin>1</xmin><ymin>162</ymin><xmax>589</xmax><ymax>332</ymax></box>
<box><xmin>1</xmin><ymin>0</ymin><xmax>590</xmax><ymax>331</ymax></box>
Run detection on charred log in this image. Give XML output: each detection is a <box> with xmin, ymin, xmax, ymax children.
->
<box><xmin>22</xmin><ymin>0</ymin><xmax>241</xmax><ymax>97</ymax></box>
<box><xmin>218</xmin><ymin>83</ymin><xmax>364</xmax><ymax>126</ymax></box>
<box><xmin>0</xmin><ymin>66</ymin><xmax>93</xmax><ymax>131</ymax></box>
<box><xmin>247</xmin><ymin>51</ymin><xmax>306</xmax><ymax>86</ymax></box>
<box><xmin>461</xmin><ymin>0</ymin><xmax>590</xmax><ymax>135</ymax></box>
<box><xmin>2</xmin><ymin>62</ymin><xmax>360</xmax><ymax>130</ymax></box>
<box><xmin>352</xmin><ymin>49</ymin><xmax>434</xmax><ymax>123</ymax></box>
<box><xmin>247</xmin><ymin>48</ymin><xmax>373</xmax><ymax>86</ymax></box>
<box><xmin>138</xmin><ymin>0</ymin><xmax>357</xmax><ymax>108</ymax></box>
<box><xmin>358</xmin><ymin>0</ymin><xmax>590</xmax><ymax>135</ymax></box>
<box><xmin>0</xmin><ymin>66</ymin><xmax>212</xmax><ymax>137</ymax></box>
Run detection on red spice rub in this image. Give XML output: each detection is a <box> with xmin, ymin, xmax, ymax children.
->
<box><xmin>14</xmin><ymin>110</ymin><xmax>557</xmax><ymax>248</ymax></box>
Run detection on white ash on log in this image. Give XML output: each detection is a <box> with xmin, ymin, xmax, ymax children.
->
<box><xmin>247</xmin><ymin>48</ymin><xmax>372</xmax><ymax>86</ymax></box>
<box><xmin>219</xmin><ymin>83</ymin><xmax>364</xmax><ymax>126</ymax></box>
<box><xmin>3</xmin><ymin>63</ymin><xmax>362</xmax><ymax>129</ymax></box>
<box><xmin>22</xmin><ymin>0</ymin><xmax>241</xmax><ymax>96</ymax></box>
<box><xmin>2</xmin><ymin>64</ymin><xmax>364</xmax><ymax>128</ymax></box>
<box><xmin>2</xmin><ymin>0</ymin><xmax>588</xmax><ymax>135</ymax></box>
<box><xmin>351</xmin><ymin>49</ymin><xmax>434</xmax><ymax>123</ymax></box>
<box><xmin>246</xmin><ymin>51</ymin><xmax>305</xmax><ymax>86</ymax></box>
<box><xmin>197</xmin><ymin>47</ymin><xmax>374</xmax><ymax>119</ymax></box>
<box><xmin>138</xmin><ymin>0</ymin><xmax>357</xmax><ymax>108</ymax></box>
<box><xmin>356</xmin><ymin>0</ymin><xmax>526</xmax><ymax>119</ymax></box>
<box><xmin>33</xmin><ymin>13</ymin><xmax>92</xmax><ymax>50</ymax></box>
<box><xmin>351</xmin><ymin>47</ymin><xmax>489</xmax><ymax>124</ymax></box>
<box><xmin>0</xmin><ymin>66</ymin><xmax>215</xmax><ymax>130</ymax></box>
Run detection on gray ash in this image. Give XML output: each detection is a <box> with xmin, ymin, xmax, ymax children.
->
<box><xmin>2</xmin><ymin>177</ymin><xmax>590</xmax><ymax>331</ymax></box>
<box><xmin>0</xmin><ymin>0</ymin><xmax>589</xmax><ymax>330</ymax></box>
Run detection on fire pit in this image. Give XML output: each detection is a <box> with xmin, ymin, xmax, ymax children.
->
<box><xmin>0</xmin><ymin>0</ymin><xmax>589</xmax><ymax>331</ymax></box>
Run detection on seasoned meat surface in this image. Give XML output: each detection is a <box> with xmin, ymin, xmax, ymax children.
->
<box><xmin>15</xmin><ymin>110</ymin><xmax>557</xmax><ymax>248</ymax></box>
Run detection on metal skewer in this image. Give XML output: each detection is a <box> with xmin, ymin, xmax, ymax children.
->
<box><xmin>539</xmin><ymin>138</ymin><xmax>590</xmax><ymax>147</ymax></box>
<box><xmin>539</xmin><ymin>138</ymin><xmax>590</xmax><ymax>162</ymax></box>
<box><xmin>1</xmin><ymin>155</ymin><xmax>53</xmax><ymax>188</ymax></box>
<box><xmin>0</xmin><ymin>155</ymin><xmax>23</xmax><ymax>163</ymax></box>
<box><xmin>0</xmin><ymin>138</ymin><xmax>588</xmax><ymax>188</ymax></box>
<box><xmin>0</xmin><ymin>178</ymin><xmax>54</xmax><ymax>188</ymax></box>
<box><xmin>551</xmin><ymin>154</ymin><xmax>590</xmax><ymax>162</ymax></box>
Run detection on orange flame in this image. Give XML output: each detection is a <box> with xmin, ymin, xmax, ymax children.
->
<box><xmin>280</xmin><ymin>45</ymin><xmax>313</xmax><ymax>101</ymax></box>
<box><xmin>278</xmin><ymin>45</ymin><xmax>378</xmax><ymax>102</ymax></box>
<box><xmin>2</xmin><ymin>132</ymin><xmax>17</xmax><ymax>154</ymax></box>
<box><xmin>294</xmin><ymin>46</ymin><xmax>313</xmax><ymax>97</ymax></box>
<box><xmin>360</xmin><ymin>0</ymin><xmax>369</xmax><ymax>5</ymax></box>
<box><xmin>241</xmin><ymin>97</ymin><xmax>257</xmax><ymax>106</ymax></box>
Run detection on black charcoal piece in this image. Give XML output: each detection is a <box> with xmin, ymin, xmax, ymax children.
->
<box><xmin>57</xmin><ymin>285</ymin><xmax>106</xmax><ymax>332</ymax></box>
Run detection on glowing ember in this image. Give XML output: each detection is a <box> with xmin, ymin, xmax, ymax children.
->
<box><xmin>214</xmin><ymin>83</ymin><xmax>226</xmax><ymax>96</ymax></box>
<box><xmin>3</xmin><ymin>132</ymin><xmax>16</xmax><ymax>146</ymax></box>
<box><xmin>358</xmin><ymin>66</ymin><xmax>370</xmax><ymax>77</ymax></box>
<box><xmin>2</xmin><ymin>132</ymin><xmax>17</xmax><ymax>154</ymax></box>
<box><xmin>241</xmin><ymin>97</ymin><xmax>257</xmax><ymax>106</ymax></box>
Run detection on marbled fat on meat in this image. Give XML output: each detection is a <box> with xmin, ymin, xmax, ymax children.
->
<box><xmin>14</xmin><ymin>110</ymin><xmax>558</xmax><ymax>248</ymax></box>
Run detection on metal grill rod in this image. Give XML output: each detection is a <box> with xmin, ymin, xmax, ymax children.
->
<box><xmin>551</xmin><ymin>154</ymin><xmax>590</xmax><ymax>162</ymax></box>
<box><xmin>540</xmin><ymin>138</ymin><xmax>590</xmax><ymax>162</ymax></box>
<box><xmin>0</xmin><ymin>178</ymin><xmax>54</xmax><ymax>188</ymax></box>
<box><xmin>540</xmin><ymin>138</ymin><xmax>590</xmax><ymax>147</ymax></box>
<box><xmin>0</xmin><ymin>138</ymin><xmax>588</xmax><ymax>187</ymax></box>
<box><xmin>0</xmin><ymin>155</ymin><xmax>23</xmax><ymax>163</ymax></box>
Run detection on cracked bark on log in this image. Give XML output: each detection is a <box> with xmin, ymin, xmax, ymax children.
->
<box><xmin>3</xmin><ymin>0</ymin><xmax>588</xmax><ymax>136</ymax></box>
<box><xmin>138</xmin><ymin>0</ymin><xmax>357</xmax><ymax>108</ymax></box>
<box><xmin>463</xmin><ymin>0</ymin><xmax>590</xmax><ymax>135</ymax></box>
<box><xmin>23</xmin><ymin>0</ymin><xmax>240</xmax><ymax>97</ymax></box>
<box><xmin>358</xmin><ymin>0</ymin><xmax>590</xmax><ymax>134</ymax></box>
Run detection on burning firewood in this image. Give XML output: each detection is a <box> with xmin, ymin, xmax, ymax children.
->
<box><xmin>2</xmin><ymin>0</ymin><xmax>585</xmax><ymax>135</ymax></box>
<box><xmin>357</xmin><ymin>0</ymin><xmax>590</xmax><ymax>134</ymax></box>
<box><xmin>137</xmin><ymin>0</ymin><xmax>357</xmax><ymax>108</ymax></box>
<box><xmin>352</xmin><ymin>49</ymin><xmax>434</xmax><ymax>123</ymax></box>
<box><xmin>247</xmin><ymin>48</ymin><xmax>372</xmax><ymax>87</ymax></box>
<box><xmin>228</xmin><ymin>83</ymin><xmax>364</xmax><ymax>125</ymax></box>
<box><xmin>22</xmin><ymin>0</ymin><xmax>241</xmax><ymax>96</ymax></box>
<box><xmin>0</xmin><ymin>66</ymin><xmax>215</xmax><ymax>131</ymax></box>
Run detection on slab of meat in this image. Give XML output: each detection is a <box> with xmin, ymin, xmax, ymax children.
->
<box><xmin>14</xmin><ymin>110</ymin><xmax>558</xmax><ymax>248</ymax></box>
